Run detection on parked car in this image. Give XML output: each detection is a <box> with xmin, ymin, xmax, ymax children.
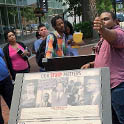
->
<box><xmin>25</xmin><ymin>24</ymin><xmax>33</xmax><ymax>31</ymax></box>
<box><xmin>116</xmin><ymin>13</ymin><xmax>124</xmax><ymax>22</ymax></box>
<box><xmin>0</xmin><ymin>25</ymin><xmax>16</xmax><ymax>33</ymax></box>
<box><xmin>25</xmin><ymin>24</ymin><xmax>38</xmax><ymax>31</ymax></box>
<box><xmin>31</xmin><ymin>24</ymin><xmax>38</xmax><ymax>31</ymax></box>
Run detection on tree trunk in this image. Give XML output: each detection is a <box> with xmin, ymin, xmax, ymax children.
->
<box><xmin>79</xmin><ymin>16</ymin><xmax>81</xmax><ymax>22</ymax></box>
<box><xmin>89</xmin><ymin>0</ymin><xmax>98</xmax><ymax>38</ymax></box>
<box><xmin>89</xmin><ymin>0</ymin><xmax>97</xmax><ymax>21</ymax></box>
<box><xmin>80</xmin><ymin>0</ymin><xmax>97</xmax><ymax>21</ymax></box>
<box><xmin>80</xmin><ymin>0</ymin><xmax>90</xmax><ymax>21</ymax></box>
<box><xmin>74</xmin><ymin>8</ymin><xmax>76</xmax><ymax>24</ymax></box>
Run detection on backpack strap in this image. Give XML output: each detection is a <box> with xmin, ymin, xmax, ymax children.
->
<box><xmin>48</xmin><ymin>33</ymin><xmax>58</xmax><ymax>57</ymax></box>
<box><xmin>49</xmin><ymin>33</ymin><xmax>67</xmax><ymax>56</ymax></box>
<box><xmin>49</xmin><ymin>33</ymin><xmax>57</xmax><ymax>49</ymax></box>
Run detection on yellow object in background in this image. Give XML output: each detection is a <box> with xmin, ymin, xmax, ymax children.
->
<box><xmin>73</xmin><ymin>32</ymin><xmax>83</xmax><ymax>43</ymax></box>
<box><xmin>72</xmin><ymin>32</ymin><xmax>83</xmax><ymax>48</ymax></box>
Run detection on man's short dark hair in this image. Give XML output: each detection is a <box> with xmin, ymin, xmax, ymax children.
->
<box><xmin>100</xmin><ymin>11</ymin><xmax>116</xmax><ymax>20</ymax></box>
<box><xmin>51</xmin><ymin>15</ymin><xmax>63</xmax><ymax>28</ymax></box>
<box><xmin>38</xmin><ymin>23</ymin><xmax>46</xmax><ymax>30</ymax></box>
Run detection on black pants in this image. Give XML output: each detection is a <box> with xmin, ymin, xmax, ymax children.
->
<box><xmin>0</xmin><ymin>76</ymin><xmax>14</xmax><ymax>124</ymax></box>
<box><xmin>112</xmin><ymin>106</ymin><xmax>120</xmax><ymax>124</ymax></box>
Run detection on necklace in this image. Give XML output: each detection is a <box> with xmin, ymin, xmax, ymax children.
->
<box><xmin>10</xmin><ymin>43</ymin><xmax>19</xmax><ymax>50</ymax></box>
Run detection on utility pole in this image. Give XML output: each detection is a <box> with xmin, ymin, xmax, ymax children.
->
<box><xmin>113</xmin><ymin>0</ymin><xmax>116</xmax><ymax>16</ymax></box>
<box><xmin>37</xmin><ymin>0</ymin><xmax>41</xmax><ymax>25</ymax></box>
<box><xmin>80</xmin><ymin>0</ymin><xmax>90</xmax><ymax>21</ymax></box>
<box><xmin>16</xmin><ymin>0</ymin><xmax>23</xmax><ymax>38</ymax></box>
<box><xmin>36</xmin><ymin>0</ymin><xmax>48</xmax><ymax>25</ymax></box>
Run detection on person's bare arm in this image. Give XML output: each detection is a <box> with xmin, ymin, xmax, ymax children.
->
<box><xmin>81</xmin><ymin>61</ymin><xmax>94</xmax><ymax>69</ymax></box>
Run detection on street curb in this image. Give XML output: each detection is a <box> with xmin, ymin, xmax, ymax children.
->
<box><xmin>80</xmin><ymin>43</ymin><xmax>97</xmax><ymax>48</ymax></box>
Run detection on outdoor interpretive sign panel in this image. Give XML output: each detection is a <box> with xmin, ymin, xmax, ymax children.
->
<box><xmin>8</xmin><ymin>68</ymin><xmax>112</xmax><ymax>124</ymax></box>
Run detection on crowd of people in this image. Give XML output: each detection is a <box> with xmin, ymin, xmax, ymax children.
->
<box><xmin>0</xmin><ymin>11</ymin><xmax>124</xmax><ymax>124</ymax></box>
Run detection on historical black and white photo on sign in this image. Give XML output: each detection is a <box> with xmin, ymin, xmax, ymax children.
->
<box><xmin>34</xmin><ymin>76</ymin><xmax>86</xmax><ymax>107</ymax></box>
<box><xmin>19</xmin><ymin>80</ymin><xmax>38</xmax><ymax>108</ymax></box>
<box><xmin>35</xmin><ymin>77</ymin><xmax>68</xmax><ymax>107</ymax></box>
<box><xmin>83</xmin><ymin>76</ymin><xmax>101</xmax><ymax>105</ymax></box>
<box><xmin>19</xmin><ymin>74</ymin><xmax>101</xmax><ymax>108</ymax></box>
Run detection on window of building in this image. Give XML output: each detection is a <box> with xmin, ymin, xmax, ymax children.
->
<box><xmin>6</xmin><ymin>0</ymin><xmax>12</xmax><ymax>4</ymax></box>
<box><xmin>12</xmin><ymin>0</ymin><xmax>16</xmax><ymax>4</ymax></box>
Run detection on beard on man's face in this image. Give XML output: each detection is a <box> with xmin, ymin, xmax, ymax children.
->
<box><xmin>57</xmin><ymin>27</ymin><xmax>65</xmax><ymax>33</ymax></box>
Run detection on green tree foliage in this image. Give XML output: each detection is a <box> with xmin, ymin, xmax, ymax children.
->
<box><xmin>56</xmin><ymin>0</ymin><xmax>82</xmax><ymax>17</ymax></box>
<box><xmin>21</xmin><ymin>7</ymin><xmax>35</xmax><ymax>22</ymax></box>
<box><xmin>57</xmin><ymin>0</ymin><xmax>113</xmax><ymax>16</ymax></box>
<box><xmin>8</xmin><ymin>7</ymin><xmax>37</xmax><ymax>23</ymax></box>
<box><xmin>8</xmin><ymin>7</ymin><xmax>17</xmax><ymax>17</ymax></box>
<box><xmin>96</xmin><ymin>0</ymin><xmax>113</xmax><ymax>14</ymax></box>
<box><xmin>8</xmin><ymin>7</ymin><xmax>35</xmax><ymax>21</ymax></box>
<box><xmin>74</xmin><ymin>21</ymin><xmax>93</xmax><ymax>38</ymax></box>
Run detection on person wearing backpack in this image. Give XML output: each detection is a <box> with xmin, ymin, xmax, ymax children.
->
<box><xmin>36</xmin><ymin>32</ymin><xmax>57</xmax><ymax>69</ymax></box>
<box><xmin>33</xmin><ymin>24</ymin><xmax>48</xmax><ymax>54</ymax></box>
<box><xmin>45</xmin><ymin>15</ymin><xmax>69</xmax><ymax>58</ymax></box>
<box><xmin>33</xmin><ymin>24</ymin><xmax>48</xmax><ymax>71</ymax></box>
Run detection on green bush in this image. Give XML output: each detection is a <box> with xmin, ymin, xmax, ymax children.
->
<box><xmin>74</xmin><ymin>21</ymin><xmax>93</xmax><ymax>38</ymax></box>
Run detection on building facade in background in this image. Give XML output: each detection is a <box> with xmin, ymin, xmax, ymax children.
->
<box><xmin>0</xmin><ymin>0</ymin><xmax>65</xmax><ymax>44</ymax></box>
